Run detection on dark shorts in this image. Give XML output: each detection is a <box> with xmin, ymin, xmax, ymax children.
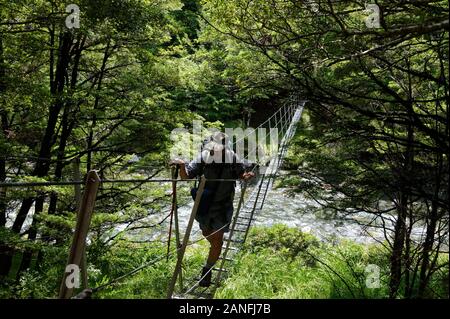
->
<box><xmin>195</xmin><ymin>200</ymin><xmax>234</xmax><ymax>233</ymax></box>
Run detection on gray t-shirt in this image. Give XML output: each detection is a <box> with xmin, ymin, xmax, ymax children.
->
<box><xmin>186</xmin><ymin>150</ymin><xmax>248</xmax><ymax>203</ymax></box>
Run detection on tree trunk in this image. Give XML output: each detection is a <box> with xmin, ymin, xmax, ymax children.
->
<box><xmin>23</xmin><ymin>34</ymin><xmax>85</xmax><ymax>276</ymax></box>
<box><xmin>2</xmin><ymin>30</ymin><xmax>74</xmax><ymax>277</ymax></box>
<box><xmin>389</xmin><ymin>110</ymin><xmax>415</xmax><ymax>298</ymax></box>
<box><xmin>12</xmin><ymin>31</ymin><xmax>73</xmax><ymax>233</ymax></box>
<box><xmin>87</xmin><ymin>40</ymin><xmax>111</xmax><ymax>172</ymax></box>
<box><xmin>0</xmin><ymin>32</ymin><xmax>7</xmax><ymax>228</ymax></box>
<box><xmin>417</xmin><ymin>152</ymin><xmax>443</xmax><ymax>297</ymax></box>
<box><xmin>389</xmin><ymin>194</ymin><xmax>408</xmax><ymax>298</ymax></box>
<box><xmin>403</xmin><ymin>209</ymin><xmax>414</xmax><ymax>298</ymax></box>
<box><xmin>47</xmin><ymin>35</ymin><xmax>85</xmax><ymax>217</ymax></box>
<box><xmin>417</xmin><ymin>44</ymin><xmax>450</xmax><ymax>298</ymax></box>
<box><xmin>0</xmin><ymin>158</ymin><xmax>5</xmax><ymax>228</ymax></box>
<box><xmin>31</xmin><ymin>35</ymin><xmax>85</xmax><ymax>273</ymax></box>
<box><xmin>0</xmin><ymin>36</ymin><xmax>11</xmax><ymax>276</ymax></box>
<box><xmin>15</xmin><ymin>195</ymin><xmax>44</xmax><ymax>277</ymax></box>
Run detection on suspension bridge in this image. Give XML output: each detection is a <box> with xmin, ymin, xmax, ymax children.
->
<box><xmin>0</xmin><ymin>97</ymin><xmax>306</xmax><ymax>299</ymax></box>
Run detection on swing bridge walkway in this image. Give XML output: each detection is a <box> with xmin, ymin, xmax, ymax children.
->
<box><xmin>0</xmin><ymin>98</ymin><xmax>306</xmax><ymax>299</ymax></box>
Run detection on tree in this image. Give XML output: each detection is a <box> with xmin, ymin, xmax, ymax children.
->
<box><xmin>201</xmin><ymin>0</ymin><xmax>449</xmax><ymax>298</ymax></box>
<box><xmin>0</xmin><ymin>0</ymin><xmax>192</xmax><ymax>279</ymax></box>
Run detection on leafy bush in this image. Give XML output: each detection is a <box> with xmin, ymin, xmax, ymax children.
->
<box><xmin>216</xmin><ymin>225</ymin><xmax>391</xmax><ymax>299</ymax></box>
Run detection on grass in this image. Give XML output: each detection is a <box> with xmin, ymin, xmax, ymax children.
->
<box><xmin>215</xmin><ymin>225</ymin><xmax>391</xmax><ymax>299</ymax></box>
<box><xmin>1</xmin><ymin>224</ymin><xmax>448</xmax><ymax>299</ymax></box>
<box><xmin>97</xmin><ymin>225</ymin><xmax>394</xmax><ymax>299</ymax></box>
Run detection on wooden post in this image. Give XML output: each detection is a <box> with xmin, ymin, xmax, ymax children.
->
<box><xmin>172</xmin><ymin>167</ymin><xmax>183</xmax><ymax>289</ymax></box>
<box><xmin>167</xmin><ymin>176</ymin><xmax>206</xmax><ymax>299</ymax></box>
<box><xmin>72</xmin><ymin>158</ymin><xmax>88</xmax><ymax>290</ymax></box>
<box><xmin>59</xmin><ymin>170</ymin><xmax>100</xmax><ymax>299</ymax></box>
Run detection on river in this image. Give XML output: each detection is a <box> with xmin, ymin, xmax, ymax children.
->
<box><xmin>161</xmin><ymin>179</ymin><xmax>406</xmax><ymax>245</ymax></box>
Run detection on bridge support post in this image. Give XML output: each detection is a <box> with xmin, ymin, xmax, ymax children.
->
<box><xmin>167</xmin><ymin>176</ymin><xmax>206</xmax><ymax>299</ymax></box>
<box><xmin>59</xmin><ymin>170</ymin><xmax>100</xmax><ymax>299</ymax></box>
<box><xmin>171</xmin><ymin>166</ymin><xmax>183</xmax><ymax>288</ymax></box>
<box><xmin>72</xmin><ymin>158</ymin><xmax>88</xmax><ymax>290</ymax></box>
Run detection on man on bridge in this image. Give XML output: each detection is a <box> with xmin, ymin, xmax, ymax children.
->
<box><xmin>172</xmin><ymin>132</ymin><xmax>255</xmax><ymax>287</ymax></box>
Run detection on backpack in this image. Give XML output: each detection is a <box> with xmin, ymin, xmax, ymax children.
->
<box><xmin>191</xmin><ymin>148</ymin><xmax>233</xmax><ymax>217</ymax></box>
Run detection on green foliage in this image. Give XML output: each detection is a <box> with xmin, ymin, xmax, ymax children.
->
<box><xmin>0</xmin><ymin>245</ymin><xmax>67</xmax><ymax>298</ymax></box>
<box><xmin>92</xmin><ymin>241</ymin><xmax>210</xmax><ymax>299</ymax></box>
<box><xmin>243</xmin><ymin>224</ymin><xmax>319</xmax><ymax>261</ymax></box>
<box><xmin>1</xmin><ymin>0</ymin><xmax>448</xmax><ymax>300</ymax></box>
<box><xmin>1</xmin><ymin>225</ymin><xmax>447</xmax><ymax>299</ymax></box>
<box><xmin>217</xmin><ymin>226</ymin><xmax>387</xmax><ymax>299</ymax></box>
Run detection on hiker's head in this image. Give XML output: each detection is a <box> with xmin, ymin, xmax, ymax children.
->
<box><xmin>201</xmin><ymin>132</ymin><xmax>233</xmax><ymax>164</ymax></box>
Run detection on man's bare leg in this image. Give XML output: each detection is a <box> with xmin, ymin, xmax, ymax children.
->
<box><xmin>199</xmin><ymin>228</ymin><xmax>224</xmax><ymax>286</ymax></box>
<box><xmin>202</xmin><ymin>229</ymin><xmax>224</xmax><ymax>265</ymax></box>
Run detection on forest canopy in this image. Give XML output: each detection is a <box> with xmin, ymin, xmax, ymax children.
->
<box><xmin>0</xmin><ymin>0</ymin><xmax>448</xmax><ymax>299</ymax></box>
